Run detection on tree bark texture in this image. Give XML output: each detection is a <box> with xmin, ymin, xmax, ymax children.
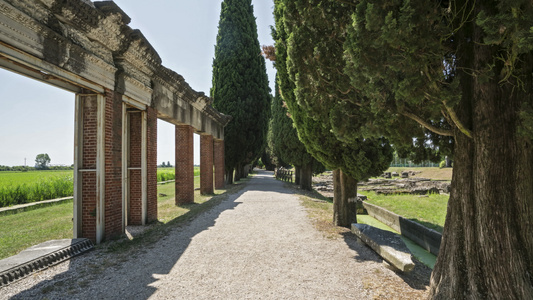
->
<box><xmin>299</xmin><ymin>163</ymin><xmax>313</xmax><ymax>191</ymax></box>
<box><xmin>429</xmin><ymin>3</ymin><xmax>533</xmax><ymax>297</ymax></box>
<box><xmin>226</xmin><ymin>169</ymin><xmax>234</xmax><ymax>185</ymax></box>
<box><xmin>234</xmin><ymin>164</ymin><xmax>242</xmax><ymax>182</ymax></box>
<box><xmin>333</xmin><ymin>169</ymin><xmax>342</xmax><ymax>226</ymax></box>
<box><xmin>294</xmin><ymin>165</ymin><xmax>301</xmax><ymax>185</ymax></box>
<box><xmin>333</xmin><ymin>169</ymin><xmax>358</xmax><ymax>228</ymax></box>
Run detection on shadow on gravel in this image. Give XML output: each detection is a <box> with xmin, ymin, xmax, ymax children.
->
<box><xmin>10</xmin><ymin>169</ymin><xmax>298</xmax><ymax>299</ymax></box>
<box><xmin>283</xmin><ymin>175</ymin><xmax>431</xmax><ymax>293</ymax></box>
<box><xmin>342</xmin><ymin>230</ymin><xmax>431</xmax><ymax>291</ymax></box>
<box><xmin>11</xmin><ymin>192</ymin><xmax>246</xmax><ymax>299</ymax></box>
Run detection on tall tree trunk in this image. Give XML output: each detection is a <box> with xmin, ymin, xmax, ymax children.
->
<box><xmin>294</xmin><ymin>165</ymin><xmax>301</xmax><ymax>185</ymax></box>
<box><xmin>300</xmin><ymin>163</ymin><xmax>313</xmax><ymax>191</ymax></box>
<box><xmin>340</xmin><ymin>170</ymin><xmax>357</xmax><ymax>227</ymax></box>
<box><xmin>429</xmin><ymin>5</ymin><xmax>533</xmax><ymax>297</ymax></box>
<box><xmin>226</xmin><ymin>169</ymin><xmax>234</xmax><ymax>185</ymax></box>
<box><xmin>333</xmin><ymin>169</ymin><xmax>357</xmax><ymax>227</ymax></box>
<box><xmin>333</xmin><ymin>169</ymin><xmax>341</xmax><ymax>226</ymax></box>
<box><xmin>234</xmin><ymin>166</ymin><xmax>241</xmax><ymax>182</ymax></box>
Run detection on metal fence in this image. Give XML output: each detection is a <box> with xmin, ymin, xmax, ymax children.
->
<box><xmin>389</xmin><ymin>158</ymin><xmax>440</xmax><ymax>168</ymax></box>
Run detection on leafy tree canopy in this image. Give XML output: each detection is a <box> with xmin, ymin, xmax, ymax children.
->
<box><xmin>274</xmin><ymin>0</ymin><xmax>393</xmax><ymax>181</ymax></box>
<box><xmin>35</xmin><ymin>153</ymin><xmax>51</xmax><ymax>170</ymax></box>
<box><xmin>275</xmin><ymin>0</ymin><xmax>533</xmax><ymax>298</ymax></box>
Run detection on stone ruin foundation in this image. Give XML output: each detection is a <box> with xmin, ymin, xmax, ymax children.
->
<box><xmin>313</xmin><ymin>171</ymin><xmax>451</xmax><ymax>198</ymax></box>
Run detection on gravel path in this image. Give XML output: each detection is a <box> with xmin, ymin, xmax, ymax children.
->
<box><xmin>1</xmin><ymin>170</ymin><xmax>429</xmax><ymax>299</ymax></box>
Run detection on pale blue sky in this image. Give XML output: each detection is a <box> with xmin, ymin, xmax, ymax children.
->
<box><xmin>0</xmin><ymin>0</ymin><xmax>275</xmax><ymax>167</ymax></box>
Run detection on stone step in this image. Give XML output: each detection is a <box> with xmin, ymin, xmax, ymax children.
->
<box><xmin>351</xmin><ymin>223</ymin><xmax>415</xmax><ymax>272</ymax></box>
<box><xmin>0</xmin><ymin>239</ymin><xmax>94</xmax><ymax>287</ymax></box>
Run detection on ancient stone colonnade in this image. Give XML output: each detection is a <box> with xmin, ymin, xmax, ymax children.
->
<box><xmin>0</xmin><ymin>0</ymin><xmax>231</xmax><ymax>243</ymax></box>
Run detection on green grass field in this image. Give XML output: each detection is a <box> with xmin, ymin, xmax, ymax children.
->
<box><xmin>0</xmin><ymin>200</ymin><xmax>74</xmax><ymax>259</ymax></box>
<box><xmin>157</xmin><ymin>167</ymin><xmax>200</xmax><ymax>182</ymax></box>
<box><xmin>0</xmin><ymin>170</ymin><xmax>224</xmax><ymax>260</ymax></box>
<box><xmin>0</xmin><ymin>170</ymin><xmax>72</xmax><ymax>187</ymax></box>
<box><xmin>0</xmin><ymin>170</ymin><xmax>74</xmax><ymax>207</ymax></box>
<box><xmin>0</xmin><ymin>168</ymin><xmax>201</xmax><ymax>208</ymax></box>
<box><xmin>363</xmin><ymin>190</ymin><xmax>448</xmax><ymax>233</ymax></box>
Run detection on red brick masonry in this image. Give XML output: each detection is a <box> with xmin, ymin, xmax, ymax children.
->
<box><xmin>200</xmin><ymin>135</ymin><xmax>214</xmax><ymax>195</ymax></box>
<box><xmin>214</xmin><ymin>139</ymin><xmax>225</xmax><ymax>189</ymax></box>
<box><xmin>175</xmin><ymin>124</ymin><xmax>194</xmax><ymax>204</ymax></box>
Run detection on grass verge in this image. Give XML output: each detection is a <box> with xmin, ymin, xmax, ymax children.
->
<box><xmin>104</xmin><ymin>178</ymin><xmax>250</xmax><ymax>254</ymax></box>
<box><xmin>0</xmin><ymin>174</ymin><xmax>250</xmax><ymax>260</ymax></box>
<box><xmin>0</xmin><ymin>200</ymin><xmax>74</xmax><ymax>259</ymax></box>
<box><xmin>292</xmin><ymin>184</ymin><xmax>438</xmax><ymax>269</ymax></box>
<box><xmin>289</xmin><ymin>185</ymin><xmax>352</xmax><ymax>239</ymax></box>
<box><xmin>384</xmin><ymin>167</ymin><xmax>452</xmax><ymax>181</ymax></box>
<box><xmin>362</xmin><ymin>191</ymin><xmax>447</xmax><ymax>233</ymax></box>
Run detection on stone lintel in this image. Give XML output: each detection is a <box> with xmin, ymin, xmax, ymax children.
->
<box><xmin>0</xmin><ymin>0</ymin><xmax>229</xmax><ymax>139</ymax></box>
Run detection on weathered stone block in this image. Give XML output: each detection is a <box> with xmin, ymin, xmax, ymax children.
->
<box><xmin>351</xmin><ymin>224</ymin><xmax>415</xmax><ymax>272</ymax></box>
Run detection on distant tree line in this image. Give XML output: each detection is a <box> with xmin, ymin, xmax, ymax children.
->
<box><xmin>0</xmin><ymin>165</ymin><xmax>73</xmax><ymax>172</ymax></box>
<box><xmin>159</xmin><ymin>161</ymin><xmax>173</xmax><ymax>168</ymax></box>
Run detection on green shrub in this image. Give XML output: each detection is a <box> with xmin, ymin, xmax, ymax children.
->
<box><xmin>439</xmin><ymin>161</ymin><xmax>446</xmax><ymax>168</ymax></box>
<box><xmin>0</xmin><ymin>176</ymin><xmax>74</xmax><ymax>208</ymax></box>
<box><xmin>157</xmin><ymin>170</ymin><xmax>175</xmax><ymax>182</ymax></box>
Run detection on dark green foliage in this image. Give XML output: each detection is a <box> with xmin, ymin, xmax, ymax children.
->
<box><xmin>34</xmin><ymin>153</ymin><xmax>51</xmax><ymax>170</ymax></box>
<box><xmin>274</xmin><ymin>0</ymin><xmax>533</xmax><ymax>297</ymax></box>
<box><xmin>259</xmin><ymin>149</ymin><xmax>276</xmax><ymax>171</ymax></box>
<box><xmin>270</xmin><ymin>77</ymin><xmax>321</xmax><ymax>172</ymax></box>
<box><xmin>274</xmin><ymin>0</ymin><xmax>393</xmax><ymax>182</ymax></box>
<box><xmin>343</xmin><ymin>0</ymin><xmax>455</xmax><ymax>157</ymax></box>
<box><xmin>211</xmin><ymin>0</ymin><xmax>271</xmax><ymax>176</ymax></box>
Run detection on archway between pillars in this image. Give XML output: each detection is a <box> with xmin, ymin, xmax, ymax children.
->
<box><xmin>0</xmin><ymin>0</ymin><xmax>230</xmax><ymax>244</ymax></box>
<box><xmin>156</xmin><ymin>122</ymin><xmax>224</xmax><ymax>212</ymax></box>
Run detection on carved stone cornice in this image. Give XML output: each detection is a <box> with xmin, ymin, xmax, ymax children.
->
<box><xmin>0</xmin><ymin>0</ymin><xmax>230</xmax><ymax>136</ymax></box>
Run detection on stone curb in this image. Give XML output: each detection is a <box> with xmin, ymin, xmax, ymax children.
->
<box><xmin>360</xmin><ymin>201</ymin><xmax>442</xmax><ymax>256</ymax></box>
<box><xmin>0</xmin><ymin>197</ymin><xmax>73</xmax><ymax>215</ymax></box>
<box><xmin>0</xmin><ymin>239</ymin><xmax>94</xmax><ymax>287</ymax></box>
<box><xmin>351</xmin><ymin>223</ymin><xmax>415</xmax><ymax>273</ymax></box>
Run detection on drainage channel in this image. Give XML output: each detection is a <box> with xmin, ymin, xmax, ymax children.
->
<box><xmin>0</xmin><ymin>238</ymin><xmax>94</xmax><ymax>287</ymax></box>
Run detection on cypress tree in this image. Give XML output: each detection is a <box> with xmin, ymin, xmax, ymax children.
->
<box><xmin>276</xmin><ymin>0</ymin><xmax>533</xmax><ymax>297</ymax></box>
<box><xmin>344</xmin><ymin>1</ymin><xmax>533</xmax><ymax>297</ymax></box>
<box><xmin>211</xmin><ymin>0</ymin><xmax>271</xmax><ymax>184</ymax></box>
<box><xmin>274</xmin><ymin>0</ymin><xmax>393</xmax><ymax>226</ymax></box>
<box><xmin>270</xmin><ymin>76</ymin><xmax>322</xmax><ymax>190</ymax></box>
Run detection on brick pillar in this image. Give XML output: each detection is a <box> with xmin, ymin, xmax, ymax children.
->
<box><xmin>103</xmin><ymin>89</ymin><xmax>123</xmax><ymax>240</ymax></box>
<box><xmin>77</xmin><ymin>94</ymin><xmax>98</xmax><ymax>242</ymax></box>
<box><xmin>146</xmin><ymin>106</ymin><xmax>158</xmax><ymax>222</ymax></box>
<box><xmin>128</xmin><ymin>111</ymin><xmax>143</xmax><ymax>225</ymax></box>
<box><xmin>175</xmin><ymin>125</ymin><xmax>194</xmax><ymax>204</ymax></box>
<box><xmin>75</xmin><ymin>90</ymin><xmax>123</xmax><ymax>244</ymax></box>
<box><xmin>200</xmin><ymin>135</ymin><xmax>214</xmax><ymax>195</ymax></box>
<box><xmin>214</xmin><ymin>139</ymin><xmax>225</xmax><ymax>189</ymax></box>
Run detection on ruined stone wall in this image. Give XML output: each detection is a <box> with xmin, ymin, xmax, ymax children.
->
<box><xmin>0</xmin><ymin>0</ymin><xmax>230</xmax><ymax>243</ymax></box>
<box><xmin>0</xmin><ymin>0</ymin><xmax>230</xmax><ymax>135</ymax></box>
